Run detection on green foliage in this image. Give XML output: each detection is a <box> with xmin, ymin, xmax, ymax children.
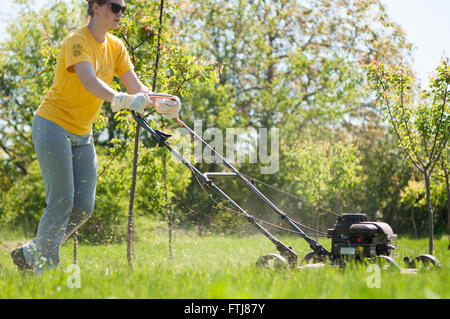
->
<box><xmin>269</xmin><ymin>140</ymin><xmax>362</xmax><ymax>232</ymax></box>
<box><xmin>0</xmin><ymin>160</ymin><xmax>45</xmax><ymax>236</ymax></box>
<box><xmin>284</xmin><ymin>141</ymin><xmax>362</xmax><ymax>204</ymax></box>
<box><xmin>401</xmin><ymin>179</ymin><xmax>446</xmax><ymax>211</ymax></box>
<box><xmin>400</xmin><ymin>177</ymin><xmax>448</xmax><ymax>236</ymax></box>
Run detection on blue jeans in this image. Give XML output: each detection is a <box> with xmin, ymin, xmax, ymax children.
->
<box><xmin>22</xmin><ymin>115</ymin><xmax>97</xmax><ymax>274</ymax></box>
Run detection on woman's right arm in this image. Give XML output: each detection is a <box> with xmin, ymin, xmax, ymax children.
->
<box><xmin>74</xmin><ymin>62</ymin><xmax>116</xmax><ymax>102</ymax></box>
<box><xmin>74</xmin><ymin>62</ymin><xmax>150</xmax><ymax>114</ymax></box>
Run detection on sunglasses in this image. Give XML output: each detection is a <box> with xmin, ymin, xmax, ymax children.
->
<box><xmin>109</xmin><ymin>2</ymin><xmax>126</xmax><ymax>14</ymax></box>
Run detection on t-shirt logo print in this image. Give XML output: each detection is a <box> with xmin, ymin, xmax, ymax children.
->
<box><xmin>72</xmin><ymin>44</ymin><xmax>82</xmax><ymax>57</ymax></box>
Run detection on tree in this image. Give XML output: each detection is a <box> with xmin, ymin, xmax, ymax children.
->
<box><xmin>432</xmin><ymin>144</ymin><xmax>449</xmax><ymax>245</ymax></box>
<box><xmin>366</xmin><ymin>58</ymin><xmax>450</xmax><ymax>254</ymax></box>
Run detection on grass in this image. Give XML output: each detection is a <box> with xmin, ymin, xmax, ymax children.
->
<box><xmin>0</xmin><ymin>220</ymin><xmax>449</xmax><ymax>299</ymax></box>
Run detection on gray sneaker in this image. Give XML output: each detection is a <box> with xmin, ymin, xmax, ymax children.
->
<box><xmin>11</xmin><ymin>247</ymin><xmax>33</xmax><ymax>272</ymax></box>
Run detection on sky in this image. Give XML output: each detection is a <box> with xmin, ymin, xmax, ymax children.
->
<box><xmin>381</xmin><ymin>0</ymin><xmax>450</xmax><ymax>87</ymax></box>
<box><xmin>1</xmin><ymin>0</ymin><xmax>450</xmax><ymax>87</ymax></box>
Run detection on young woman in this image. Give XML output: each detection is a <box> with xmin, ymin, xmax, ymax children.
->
<box><xmin>11</xmin><ymin>0</ymin><xmax>180</xmax><ymax>274</ymax></box>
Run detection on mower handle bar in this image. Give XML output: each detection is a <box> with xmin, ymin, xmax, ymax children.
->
<box><xmin>131</xmin><ymin>111</ymin><xmax>330</xmax><ymax>263</ymax></box>
<box><xmin>130</xmin><ymin>111</ymin><xmax>299</xmax><ymax>266</ymax></box>
<box><xmin>173</xmin><ymin>117</ymin><xmax>330</xmax><ymax>257</ymax></box>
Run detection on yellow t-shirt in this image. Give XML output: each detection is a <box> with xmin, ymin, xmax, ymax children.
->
<box><xmin>36</xmin><ymin>25</ymin><xmax>133</xmax><ymax>135</ymax></box>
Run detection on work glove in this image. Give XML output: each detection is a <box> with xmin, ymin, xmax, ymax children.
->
<box><xmin>111</xmin><ymin>92</ymin><xmax>151</xmax><ymax>114</ymax></box>
<box><xmin>153</xmin><ymin>94</ymin><xmax>181</xmax><ymax>119</ymax></box>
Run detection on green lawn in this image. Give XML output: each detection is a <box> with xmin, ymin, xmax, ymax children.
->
<box><xmin>0</xmin><ymin>223</ymin><xmax>448</xmax><ymax>299</ymax></box>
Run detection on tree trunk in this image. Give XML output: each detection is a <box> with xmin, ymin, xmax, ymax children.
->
<box><xmin>444</xmin><ymin>167</ymin><xmax>449</xmax><ymax>250</ymax></box>
<box><xmin>168</xmin><ymin>199</ymin><xmax>174</xmax><ymax>261</ymax></box>
<box><xmin>127</xmin><ymin>125</ymin><xmax>140</xmax><ymax>268</ymax></box>
<box><xmin>163</xmin><ymin>151</ymin><xmax>173</xmax><ymax>261</ymax></box>
<box><xmin>73</xmin><ymin>230</ymin><xmax>78</xmax><ymax>265</ymax></box>
<box><xmin>411</xmin><ymin>206</ymin><xmax>418</xmax><ymax>239</ymax></box>
<box><xmin>315</xmin><ymin>207</ymin><xmax>320</xmax><ymax>242</ymax></box>
<box><xmin>315</xmin><ymin>193</ymin><xmax>321</xmax><ymax>242</ymax></box>
<box><xmin>424</xmin><ymin>173</ymin><xmax>434</xmax><ymax>255</ymax></box>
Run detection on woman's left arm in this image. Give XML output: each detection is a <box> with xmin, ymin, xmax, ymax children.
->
<box><xmin>119</xmin><ymin>69</ymin><xmax>151</xmax><ymax>94</ymax></box>
<box><xmin>120</xmin><ymin>69</ymin><xmax>159</xmax><ymax>106</ymax></box>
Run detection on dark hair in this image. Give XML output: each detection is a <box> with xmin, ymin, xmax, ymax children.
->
<box><xmin>86</xmin><ymin>0</ymin><xmax>108</xmax><ymax>17</ymax></box>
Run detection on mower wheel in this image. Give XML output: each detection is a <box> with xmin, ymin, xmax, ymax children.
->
<box><xmin>303</xmin><ymin>251</ymin><xmax>328</xmax><ymax>264</ymax></box>
<box><xmin>371</xmin><ymin>255</ymin><xmax>401</xmax><ymax>271</ymax></box>
<box><xmin>403</xmin><ymin>254</ymin><xmax>441</xmax><ymax>270</ymax></box>
<box><xmin>255</xmin><ymin>253</ymin><xmax>289</xmax><ymax>269</ymax></box>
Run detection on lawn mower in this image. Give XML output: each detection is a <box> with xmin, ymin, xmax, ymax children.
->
<box><xmin>130</xmin><ymin>100</ymin><xmax>442</xmax><ymax>272</ymax></box>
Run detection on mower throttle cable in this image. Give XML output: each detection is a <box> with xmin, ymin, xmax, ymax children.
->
<box><xmin>239</xmin><ymin>173</ymin><xmax>342</xmax><ymax>217</ymax></box>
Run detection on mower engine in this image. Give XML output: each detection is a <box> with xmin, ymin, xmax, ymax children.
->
<box><xmin>327</xmin><ymin>214</ymin><xmax>397</xmax><ymax>261</ymax></box>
